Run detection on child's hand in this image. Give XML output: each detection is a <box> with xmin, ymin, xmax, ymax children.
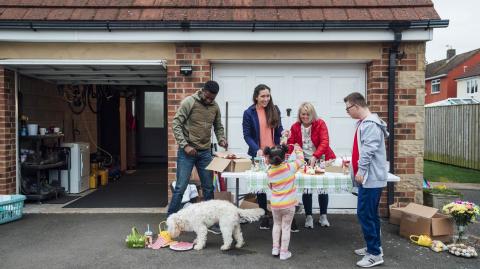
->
<box><xmin>293</xmin><ymin>143</ymin><xmax>302</xmax><ymax>151</ymax></box>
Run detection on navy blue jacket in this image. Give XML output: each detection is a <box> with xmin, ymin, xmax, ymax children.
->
<box><xmin>242</xmin><ymin>104</ymin><xmax>283</xmax><ymax>157</ymax></box>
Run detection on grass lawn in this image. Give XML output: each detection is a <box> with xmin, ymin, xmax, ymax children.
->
<box><xmin>424</xmin><ymin>160</ymin><xmax>480</xmax><ymax>183</ymax></box>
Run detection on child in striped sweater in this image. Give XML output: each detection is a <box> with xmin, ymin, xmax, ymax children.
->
<box><xmin>264</xmin><ymin>143</ymin><xmax>304</xmax><ymax>260</ymax></box>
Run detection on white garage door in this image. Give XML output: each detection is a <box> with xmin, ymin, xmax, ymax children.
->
<box><xmin>213</xmin><ymin>63</ymin><xmax>366</xmax><ymax>209</ymax></box>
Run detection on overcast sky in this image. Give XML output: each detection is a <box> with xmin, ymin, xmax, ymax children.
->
<box><xmin>426</xmin><ymin>0</ymin><xmax>480</xmax><ymax>63</ymax></box>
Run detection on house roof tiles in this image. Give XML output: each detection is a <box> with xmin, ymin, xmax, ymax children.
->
<box><xmin>0</xmin><ymin>0</ymin><xmax>441</xmax><ymax>21</ymax></box>
<box><xmin>426</xmin><ymin>49</ymin><xmax>480</xmax><ymax>79</ymax></box>
<box><xmin>455</xmin><ymin>63</ymin><xmax>480</xmax><ymax>80</ymax></box>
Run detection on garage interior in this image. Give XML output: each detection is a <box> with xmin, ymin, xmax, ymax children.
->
<box><xmin>4</xmin><ymin>60</ymin><xmax>169</xmax><ymax>208</ymax></box>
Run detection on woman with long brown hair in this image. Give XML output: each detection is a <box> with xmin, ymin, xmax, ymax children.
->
<box><xmin>242</xmin><ymin>84</ymin><xmax>299</xmax><ymax>231</ymax></box>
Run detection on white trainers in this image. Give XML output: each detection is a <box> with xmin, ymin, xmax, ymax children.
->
<box><xmin>304</xmin><ymin>215</ymin><xmax>314</xmax><ymax>228</ymax></box>
<box><xmin>354</xmin><ymin>247</ymin><xmax>384</xmax><ymax>257</ymax></box>
<box><xmin>319</xmin><ymin>214</ymin><xmax>330</xmax><ymax>227</ymax></box>
<box><xmin>356</xmin><ymin>254</ymin><xmax>384</xmax><ymax>267</ymax></box>
<box><xmin>279</xmin><ymin>251</ymin><xmax>292</xmax><ymax>260</ymax></box>
<box><xmin>272</xmin><ymin>247</ymin><xmax>279</xmax><ymax>256</ymax></box>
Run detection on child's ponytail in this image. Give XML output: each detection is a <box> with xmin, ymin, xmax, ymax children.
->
<box><xmin>264</xmin><ymin>144</ymin><xmax>287</xmax><ymax>166</ymax></box>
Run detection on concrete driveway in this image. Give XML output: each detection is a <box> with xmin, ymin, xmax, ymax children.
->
<box><xmin>1</xmin><ymin>213</ymin><xmax>479</xmax><ymax>269</ymax></box>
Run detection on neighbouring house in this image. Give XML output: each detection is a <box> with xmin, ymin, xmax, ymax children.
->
<box><xmin>455</xmin><ymin>63</ymin><xmax>480</xmax><ymax>100</ymax></box>
<box><xmin>0</xmin><ymin>1</ymin><xmax>447</xmax><ymax>216</ymax></box>
<box><xmin>425</xmin><ymin>48</ymin><xmax>480</xmax><ymax>104</ymax></box>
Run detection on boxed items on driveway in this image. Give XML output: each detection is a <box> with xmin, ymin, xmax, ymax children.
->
<box><xmin>206</xmin><ymin>151</ymin><xmax>251</xmax><ymax>173</ymax></box>
<box><xmin>399</xmin><ymin>203</ymin><xmax>454</xmax><ymax>242</ymax></box>
<box><xmin>389</xmin><ymin>202</ymin><xmax>406</xmax><ymax>225</ymax></box>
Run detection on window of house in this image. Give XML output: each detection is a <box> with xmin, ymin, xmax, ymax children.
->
<box><xmin>467</xmin><ymin>81</ymin><xmax>471</xmax><ymax>94</ymax></box>
<box><xmin>475</xmin><ymin>80</ymin><xmax>479</xmax><ymax>93</ymax></box>
<box><xmin>431</xmin><ymin>79</ymin><xmax>440</xmax><ymax>93</ymax></box>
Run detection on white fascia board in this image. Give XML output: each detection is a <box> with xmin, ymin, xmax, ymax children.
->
<box><xmin>425</xmin><ymin>74</ymin><xmax>447</xmax><ymax>81</ymax></box>
<box><xmin>0</xmin><ymin>28</ymin><xmax>433</xmax><ymax>43</ymax></box>
<box><xmin>0</xmin><ymin>59</ymin><xmax>166</xmax><ymax>66</ymax></box>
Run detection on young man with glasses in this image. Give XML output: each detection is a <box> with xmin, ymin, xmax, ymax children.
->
<box><xmin>344</xmin><ymin>92</ymin><xmax>388</xmax><ymax>268</ymax></box>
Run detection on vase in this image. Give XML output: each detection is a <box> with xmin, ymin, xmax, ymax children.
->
<box><xmin>454</xmin><ymin>224</ymin><xmax>468</xmax><ymax>243</ymax></box>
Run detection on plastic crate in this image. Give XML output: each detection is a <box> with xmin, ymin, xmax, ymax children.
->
<box><xmin>0</xmin><ymin>195</ymin><xmax>26</xmax><ymax>224</ymax></box>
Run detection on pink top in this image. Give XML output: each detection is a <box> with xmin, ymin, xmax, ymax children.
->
<box><xmin>257</xmin><ymin>106</ymin><xmax>274</xmax><ymax>149</ymax></box>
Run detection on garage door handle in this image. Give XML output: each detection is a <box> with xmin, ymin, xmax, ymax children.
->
<box><xmin>286</xmin><ymin>108</ymin><xmax>292</xmax><ymax>117</ymax></box>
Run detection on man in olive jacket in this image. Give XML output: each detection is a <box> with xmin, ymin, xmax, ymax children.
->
<box><xmin>168</xmin><ymin>80</ymin><xmax>228</xmax><ymax>216</ymax></box>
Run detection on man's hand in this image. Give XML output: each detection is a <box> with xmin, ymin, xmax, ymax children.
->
<box><xmin>184</xmin><ymin>145</ymin><xmax>197</xmax><ymax>156</ymax></box>
<box><xmin>256</xmin><ymin>149</ymin><xmax>264</xmax><ymax>157</ymax></box>
<box><xmin>309</xmin><ymin>156</ymin><xmax>317</xmax><ymax>166</ymax></box>
<box><xmin>219</xmin><ymin>139</ymin><xmax>228</xmax><ymax>149</ymax></box>
<box><xmin>355</xmin><ymin>174</ymin><xmax>364</xmax><ymax>185</ymax></box>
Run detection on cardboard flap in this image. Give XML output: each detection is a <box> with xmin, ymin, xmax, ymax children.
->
<box><xmin>431</xmin><ymin>214</ymin><xmax>454</xmax><ymax>236</ymax></box>
<box><xmin>206</xmin><ymin>157</ymin><xmax>231</xmax><ymax>172</ymax></box>
<box><xmin>233</xmin><ymin>158</ymin><xmax>252</xmax><ymax>164</ymax></box>
<box><xmin>402</xmin><ymin>203</ymin><xmax>438</xmax><ymax>218</ymax></box>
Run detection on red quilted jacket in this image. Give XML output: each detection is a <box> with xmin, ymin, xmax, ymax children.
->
<box><xmin>287</xmin><ymin>119</ymin><xmax>336</xmax><ymax>161</ymax></box>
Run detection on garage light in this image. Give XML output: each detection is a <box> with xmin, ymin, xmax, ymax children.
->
<box><xmin>180</xmin><ymin>65</ymin><xmax>193</xmax><ymax>76</ymax></box>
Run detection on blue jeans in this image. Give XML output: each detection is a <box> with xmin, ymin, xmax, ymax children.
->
<box><xmin>167</xmin><ymin>149</ymin><xmax>214</xmax><ymax>216</ymax></box>
<box><xmin>357</xmin><ymin>186</ymin><xmax>383</xmax><ymax>256</ymax></box>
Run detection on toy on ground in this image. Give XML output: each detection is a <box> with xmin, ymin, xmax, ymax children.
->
<box><xmin>125</xmin><ymin>227</ymin><xmax>146</xmax><ymax>248</ymax></box>
<box><xmin>170</xmin><ymin>241</ymin><xmax>195</xmax><ymax>251</ymax></box>
<box><xmin>430</xmin><ymin>240</ymin><xmax>448</xmax><ymax>252</ymax></box>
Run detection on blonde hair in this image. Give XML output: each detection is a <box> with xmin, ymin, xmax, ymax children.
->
<box><xmin>297</xmin><ymin>102</ymin><xmax>318</xmax><ymax>124</ymax></box>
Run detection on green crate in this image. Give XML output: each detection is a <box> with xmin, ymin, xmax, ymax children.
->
<box><xmin>0</xmin><ymin>195</ymin><xmax>26</xmax><ymax>224</ymax></box>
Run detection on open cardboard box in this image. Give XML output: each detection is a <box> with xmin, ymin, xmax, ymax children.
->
<box><xmin>214</xmin><ymin>191</ymin><xmax>233</xmax><ymax>203</ymax></box>
<box><xmin>206</xmin><ymin>151</ymin><xmax>251</xmax><ymax>173</ymax></box>
<box><xmin>389</xmin><ymin>202</ymin><xmax>406</xmax><ymax>225</ymax></box>
<box><xmin>399</xmin><ymin>203</ymin><xmax>454</xmax><ymax>242</ymax></box>
<box><xmin>325</xmin><ymin>165</ymin><xmax>344</xmax><ymax>173</ymax></box>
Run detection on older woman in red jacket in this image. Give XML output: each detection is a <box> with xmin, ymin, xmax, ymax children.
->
<box><xmin>287</xmin><ymin>102</ymin><xmax>336</xmax><ymax>228</ymax></box>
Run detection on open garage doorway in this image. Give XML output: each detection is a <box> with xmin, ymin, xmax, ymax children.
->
<box><xmin>1</xmin><ymin>60</ymin><xmax>169</xmax><ymax>208</ymax></box>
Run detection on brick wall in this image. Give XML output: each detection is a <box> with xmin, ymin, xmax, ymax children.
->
<box><xmin>0</xmin><ymin>68</ymin><xmax>17</xmax><ymax>194</ymax></box>
<box><xmin>366</xmin><ymin>42</ymin><xmax>426</xmax><ymax>216</ymax></box>
<box><xmin>166</xmin><ymin>44</ymin><xmax>211</xmax><ymax>196</ymax></box>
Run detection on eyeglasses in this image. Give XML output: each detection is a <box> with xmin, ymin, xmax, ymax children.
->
<box><xmin>345</xmin><ymin>104</ymin><xmax>355</xmax><ymax>112</ymax></box>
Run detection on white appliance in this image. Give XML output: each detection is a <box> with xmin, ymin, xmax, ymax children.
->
<box><xmin>50</xmin><ymin>142</ymin><xmax>90</xmax><ymax>193</ymax></box>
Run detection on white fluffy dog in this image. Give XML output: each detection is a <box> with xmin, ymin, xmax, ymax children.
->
<box><xmin>166</xmin><ymin>199</ymin><xmax>264</xmax><ymax>250</ymax></box>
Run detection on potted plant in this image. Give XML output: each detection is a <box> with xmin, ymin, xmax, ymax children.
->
<box><xmin>423</xmin><ymin>185</ymin><xmax>463</xmax><ymax>210</ymax></box>
<box><xmin>443</xmin><ymin>201</ymin><xmax>480</xmax><ymax>242</ymax></box>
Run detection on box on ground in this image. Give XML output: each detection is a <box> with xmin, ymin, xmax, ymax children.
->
<box><xmin>389</xmin><ymin>202</ymin><xmax>406</xmax><ymax>225</ymax></box>
<box><xmin>206</xmin><ymin>152</ymin><xmax>251</xmax><ymax>173</ymax></box>
<box><xmin>240</xmin><ymin>200</ymin><xmax>259</xmax><ymax>209</ymax></box>
<box><xmin>399</xmin><ymin>203</ymin><xmax>454</xmax><ymax>242</ymax></box>
<box><xmin>214</xmin><ymin>191</ymin><xmax>233</xmax><ymax>203</ymax></box>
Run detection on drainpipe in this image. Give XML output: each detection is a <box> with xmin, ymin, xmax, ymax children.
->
<box><xmin>387</xmin><ymin>22</ymin><xmax>409</xmax><ymax>214</ymax></box>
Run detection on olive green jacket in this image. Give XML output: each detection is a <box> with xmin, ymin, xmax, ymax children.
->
<box><xmin>172</xmin><ymin>90</ymin><xmax>225</xmax><ymax>150</ymax></box>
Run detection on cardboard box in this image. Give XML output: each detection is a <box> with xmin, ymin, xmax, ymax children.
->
<box><xmin>399</xmin><ymin>203</ymin><xmax>454</xmax><ymax>242</ymax></box>
<box><xmin>389</xmin><ymin>202</ymin><xmax>406</xmax><ymax>225</ymax></box>
<box><xmin>214</xmin><ymin>191</ymin><xmax>233</xmax><ymax>203</ymax></box>
<box><xmin>325</xmin><ymin>165</ymin><xmax>344</xmax><ymax>173</ymax></box>
<box><xmin>206</xmin><ymin>152</ymin><xmax>251</xmax><ymax>173</ymax></box>
<box><xmin>240</xmin><ymin>200</ymin><xmax>259</xmax><ymax>209</ymax></box>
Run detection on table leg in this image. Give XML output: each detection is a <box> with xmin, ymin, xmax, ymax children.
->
<box><xmin>236</xmin><ymin>177</ymin><xmax>239</xmax><ymax>207</ymax></box>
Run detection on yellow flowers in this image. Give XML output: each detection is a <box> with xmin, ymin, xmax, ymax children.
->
<box><xmin>442</xmin><ymin>200</ymin><xmax>480</xmax><ymax>225</ymax></box>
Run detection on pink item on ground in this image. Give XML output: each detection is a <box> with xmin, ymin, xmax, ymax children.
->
<box><xmin>169</xmin><ymin>241</ymin><xmax>194</xmax><ymax>251</ymax></box>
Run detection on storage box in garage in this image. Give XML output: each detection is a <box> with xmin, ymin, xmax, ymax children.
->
<box><xmin>399</xmin><ymin>203</ymin><xmax>454</xmax><ymax>242</ymax></box>
<box><xmin>206</xmin><ymin>152</ymin><xmax>251</xmax><ymax>173</ymax></box>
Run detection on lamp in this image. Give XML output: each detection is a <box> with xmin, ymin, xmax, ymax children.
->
<box><xmin>180</xmin><ymin>65</ymin><xmax>193</xmax><ymax>76</ymax></box>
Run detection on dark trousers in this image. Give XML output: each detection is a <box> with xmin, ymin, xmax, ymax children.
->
<box><xmin>357</xmin><ymin>186</ymin><xmax>383</xmax><ymax>256</ymax></box>
<box><xmin>167</xmin><ymin>149</ymin><xmax>214</xmax><ymax>216</ymax></box>
<box><xmin>257</xmin><ymin>192</ymin><xmax>268</xmax><ymax>215</ymax></box>
<box><xmin>302</xmin><ymin>193</ymin><xmax>329</xmax><ymax>215</ymax></box>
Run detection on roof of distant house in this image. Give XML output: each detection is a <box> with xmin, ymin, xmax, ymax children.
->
<box><xmin>0</xmin><ymin>0</ymin><xmax>441</xmax><ymax>22</ymax></box>
<box><xmin>455</xmin><ymin>63</ymin><xmax>480</xmax><ymax>80</ymax></box>
<box><xmin>426</xmin><ymin>49</ymin><xmax>480</xmax><ymax>80</ymax></box>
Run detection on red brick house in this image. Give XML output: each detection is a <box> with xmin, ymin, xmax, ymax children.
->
<box><xmin>0</xmin><ymin>0</ymin><xmax>446</xmax><ymax>216</ymax></box>
<box><xmin>425</xmin><ymin>48</ymin><xmax>480</xmax><ymax>105</ymax></box>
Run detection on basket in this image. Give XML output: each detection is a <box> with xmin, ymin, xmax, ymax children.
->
<box><xmin>0</xmin><ymin>195</ymin><xmax>26</xmax><ymax>224</ymax></box>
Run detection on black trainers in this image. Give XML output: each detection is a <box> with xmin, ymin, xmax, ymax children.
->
<box><xmin>207</xmin><ymin>224</ymin><xmax>221</xmax><ymax>235</ymax></box>
<box><xmin>259</xmin><ymin>216</ymin><xmax>271</xmax><ymax>230</ymax></box>
<box><xmin>291</xmin><ymin>219</ymin><xmax>300</xmax><ymax>233</ymax></box>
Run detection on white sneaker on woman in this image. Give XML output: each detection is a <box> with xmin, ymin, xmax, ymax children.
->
<box><xmin>319</xmin><ymin>214</ymin><xmax>330</xmax><ymax>227</ymax></box>
<box><xmin>304</xmin><ymin>215</ymin><xmax>314</xmax><ymax>228</ymax></box>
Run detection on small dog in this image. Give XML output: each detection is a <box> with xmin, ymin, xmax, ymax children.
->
<box><xmin>166</xmin><ymin>199</ymin><xmax>264</xmax><ymax>250</ymax></box>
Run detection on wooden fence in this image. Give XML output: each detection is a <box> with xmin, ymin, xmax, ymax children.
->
<box><xmin>425</xmin><ymin>103</ymin><xmax>480</xmax><ymax>170</ymax></box>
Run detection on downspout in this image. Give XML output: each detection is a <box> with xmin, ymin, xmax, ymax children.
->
<box><xmin>387</xmin><ymin>22</ymin><xmax>409</xmax><ymax>214</ymax></box>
